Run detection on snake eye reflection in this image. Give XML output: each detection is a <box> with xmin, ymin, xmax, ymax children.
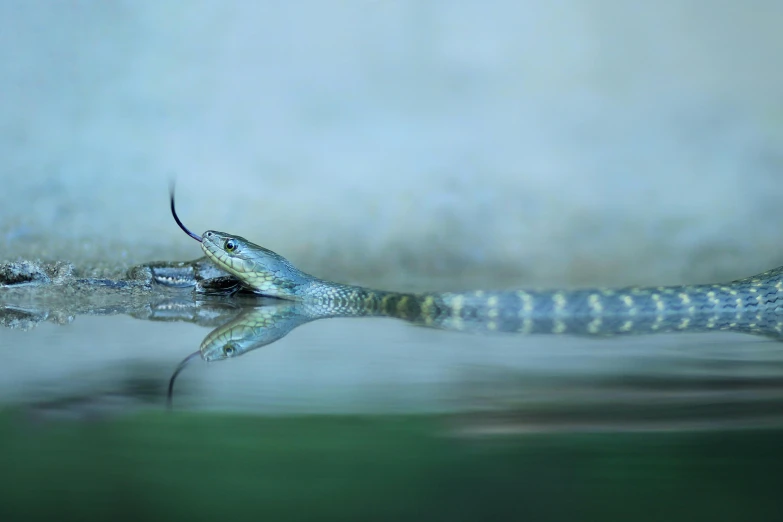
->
<box><xmin>223</xmin><ymin>344</ymin><xmax>236</xmax><ymax>356</ymax></box>
<box><xmin>224</xmin><ymin>239</ymin><xmax>237</xmax><ymax>252</ymax></box>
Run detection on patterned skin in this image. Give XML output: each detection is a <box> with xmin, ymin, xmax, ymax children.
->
<box><xmin>190</xmin><ymin>230</ymin><xmax>783</xmax><ymax>339</ymax></box>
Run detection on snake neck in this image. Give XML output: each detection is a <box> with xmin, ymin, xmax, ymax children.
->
<box><xmin>297</xmin><ymin>279</ymin><xmax>409</xmax><ymax>312</ymax></box>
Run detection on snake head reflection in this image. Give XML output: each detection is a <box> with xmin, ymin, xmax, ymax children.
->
<box><xmin>198</xmin><ymin>304</ymin><xmax>313</xmax><ymax>362</ymax></box>
<box><xmin>169</xmin><ymin>303</ymin><xmax>324</xmax><ymax>408</ymax></box>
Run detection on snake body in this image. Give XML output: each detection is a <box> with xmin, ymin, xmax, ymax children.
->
<box><xmin>191</xmin><ymin>229</ymin><xmax>783</xmax><ymax>338</ymax></box>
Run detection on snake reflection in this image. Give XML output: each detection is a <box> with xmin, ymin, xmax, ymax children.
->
<box><xmin>164</xmin><ymin>293</ymin><xmax>783</xmax><ymax>405</ymax></box>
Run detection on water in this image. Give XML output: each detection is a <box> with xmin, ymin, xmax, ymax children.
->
<box><xmin>2</xmin><ymin>288</ymin><xmax>783</xmax><ymax>521</ymax></box>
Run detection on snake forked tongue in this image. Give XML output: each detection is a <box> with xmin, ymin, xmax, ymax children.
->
<box><xmin>169</xmin><ymin>183</ymin><xmax>203</xmax><ymax>243</ymax></box>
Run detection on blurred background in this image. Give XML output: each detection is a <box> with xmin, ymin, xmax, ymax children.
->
<box><xmin>2</xmin><ymin>1</ymin><xmax>783</xmax><ymax>521</ymax></box>
<box><xmin>2</xmin><ymin>0</ymin><xmax>782</xmax><ymax>288</ymax></box>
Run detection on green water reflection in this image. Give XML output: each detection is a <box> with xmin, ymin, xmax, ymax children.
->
<box><xmin>0</xmin><ymin>412</ymin><xmax>781</xmax><ymax>522</ymax></box>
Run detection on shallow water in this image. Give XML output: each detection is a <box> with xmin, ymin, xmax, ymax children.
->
<box><xmin>2</xmin><ymin>285</ymin><xmax>783</xmax><ymax>520</ymax></box>
<box><xmin>4</xmin><ymin>289</ymin><xmax>783</xmax><ymax>422</ymax></box>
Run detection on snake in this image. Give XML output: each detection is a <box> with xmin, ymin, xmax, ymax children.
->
<box><xmin>166</xmin><ymin>188</ymin><xmax>783</xmax><ymax>339</ymax></box>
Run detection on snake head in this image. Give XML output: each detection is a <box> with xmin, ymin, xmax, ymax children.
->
<box><xmin>200</xmin><ymin>230</ymin><xmax>306</xmax><ymax>299</ymax></box>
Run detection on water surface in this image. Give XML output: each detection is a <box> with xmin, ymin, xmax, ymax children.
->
<box><xmin>2</xmin><ymin>287</ymin><xmax>783</xmax><ymax>521</ymax></box>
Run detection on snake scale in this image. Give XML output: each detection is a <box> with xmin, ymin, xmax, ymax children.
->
<box><xmin>166</xmin><ymin>189</ymin><xmax>783</xmax><ymax>339</ymax></box>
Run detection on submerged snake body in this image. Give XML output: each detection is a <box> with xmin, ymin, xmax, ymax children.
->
<box><xmin>195</xmin><ymin>230</ymin><xmax>783</xmax><ymax>337</ymax></box>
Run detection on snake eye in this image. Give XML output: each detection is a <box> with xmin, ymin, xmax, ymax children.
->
<box><xmin>223</xmin><ymin>344</ymin><xmax>236</xmax><ymax>356</ymax></box>
<box><xmin>224</xmin><ymin>239</ymin><xmax>237</xmax><ymax>253</ymax></box>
